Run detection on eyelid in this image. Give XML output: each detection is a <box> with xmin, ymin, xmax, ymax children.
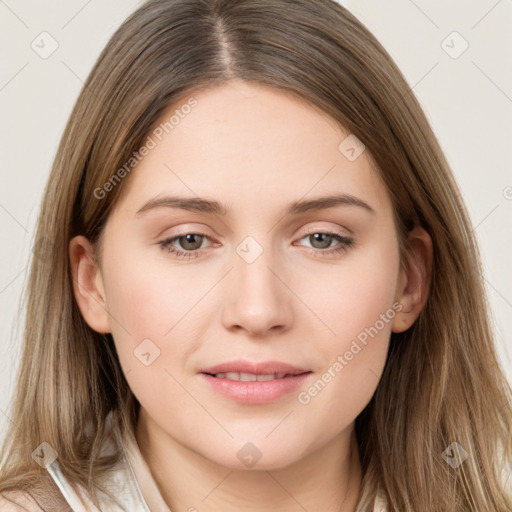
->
<box><xmin>156</xmin><ymin>222</ymin><xmax>220</xmax><ymax>242</ymax></box>
<box><xmin>296</xmin><ymin>222</ymin><xmax>352</xmax><ymax>238</ymax></box>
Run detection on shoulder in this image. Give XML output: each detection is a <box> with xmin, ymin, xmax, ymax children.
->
<box><xmin>0</xmin><ymin>490</ymin><xmax>45</xmax><ymax>511</ymax></box>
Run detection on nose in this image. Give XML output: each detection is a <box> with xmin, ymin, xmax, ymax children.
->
<box><xmin>221</xmin><ymin>250</ymin><xmax>293</xmax><ymax>337</ymax></box>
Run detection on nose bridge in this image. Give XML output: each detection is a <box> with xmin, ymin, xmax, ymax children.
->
<box><xmin>221</xmin><ymin>235</ymin><xmax>291</xmax><ymax>335</ymax></box>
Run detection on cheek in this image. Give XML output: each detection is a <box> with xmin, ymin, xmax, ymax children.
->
<box><xmin>301</xmin><ymin>229</ymin><xmax>400</xmax><ymax>346</ymax></box>
<box><xmin>100</xmin><ymin>246</ymin><xmax>207</xmax><ymax>375</ymax></box>
<box><xmin>102</xmin><ymin>260</ymin><xmax>201</xmax><ymax>415</ymax></box>
<box><xmin>294</xmin><ymin>235</ymin><xmax>399</xmax><ymax>417</ymax></box>
<box><xmin>102</xmin><ymin>238</ymin><xmax>216</xmax><ymax>335</ymax></box>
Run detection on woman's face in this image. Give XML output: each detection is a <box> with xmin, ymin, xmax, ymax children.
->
<box><xmin>77</xmin><ymin>79</ymin><xmax>410</xmax><ymax>469</ymax></box>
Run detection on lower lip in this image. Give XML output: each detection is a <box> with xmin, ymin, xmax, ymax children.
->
<box><xmin>200</xmin><ymin>373</ymin><xmax>312</xmax><ymax>405</ymax></box>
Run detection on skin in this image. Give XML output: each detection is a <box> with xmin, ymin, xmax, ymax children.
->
<box><xmin>70</xmin><ymin>79</ymin><xmax>432</xmax><ymax>511</ymax></box>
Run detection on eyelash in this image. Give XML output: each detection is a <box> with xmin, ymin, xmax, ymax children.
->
<box><xmin>158</xmin><ymin>230</ymin><xmax>354</xmax><ymax>260</ymax></box>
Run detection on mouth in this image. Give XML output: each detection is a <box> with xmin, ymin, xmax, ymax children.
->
<box><xmin>199</xmin><ymin>359</ymin><xmax>310</xmax><ymax>377</ymax></box>
<box><xmin>203</xmin><ymin>371</ymin><xmax>309</xmax><ymax>381</ymax></box>
<box><xmin>198</xmin><ymin>361</ymin><xmax>313</xmax><ymax>404</ymax></box>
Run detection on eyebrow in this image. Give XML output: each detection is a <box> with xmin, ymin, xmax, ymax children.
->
<box><xmin>135</xmin><ymin>193</ymin><xmax>376</xmax><ymax>217</ymax></box>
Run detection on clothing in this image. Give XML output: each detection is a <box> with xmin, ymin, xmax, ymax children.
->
<box><xmin>0</xmin><ymin>428</ymin><xmax>388</xmax><ymax>511</ymax></box>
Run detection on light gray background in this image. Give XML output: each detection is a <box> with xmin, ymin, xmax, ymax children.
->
<box><xmin>1</xmin><ymin>0</ymin><xmax>511</xmax><ymax>441</ymax></box>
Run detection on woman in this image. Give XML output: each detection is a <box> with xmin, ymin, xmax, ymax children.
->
<box><xmin>1</xmin><ymin>0</ymin><xmax>511</xmax><ymax>510</ymax></box>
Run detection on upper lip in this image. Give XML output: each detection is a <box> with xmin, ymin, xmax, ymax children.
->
<box><xmin>200</xmin><ymin>360</ymin><xmax>310</xmax><ymax>376</ymax></box>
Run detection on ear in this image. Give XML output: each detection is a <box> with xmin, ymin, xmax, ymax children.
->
<box><xmin>392</xmin><ymin>225</ymin><xmax>433</xmax><ymax>333</ymax></box>
<box><xmin>69</xmin><ymin>235</ymin><xmax>111</xmax><ymax>334</ymax></box>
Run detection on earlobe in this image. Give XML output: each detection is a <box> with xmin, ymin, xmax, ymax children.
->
<box><xmin>391</xmin><ymin>225</ymin><xmax>433</xmax><ymax>333</ymax></box>
<box><xmin>69</xmin><ymin>235</ymin><xmax>111</xmax><ymax>334</ymax></box>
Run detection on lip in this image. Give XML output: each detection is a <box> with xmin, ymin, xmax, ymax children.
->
<box><xmin>199</xmin><ymin>360</ymin><xmax>309</xmax><ymax>376</ymax></box>
<box><xmin>199</xmin><ymin>360</ymin><xmax>312</xmax><ymax>405</ymax></box>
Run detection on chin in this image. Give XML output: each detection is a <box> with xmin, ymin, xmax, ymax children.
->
<box><xmin>199</xmin><ymin>438</ymin><xmax>308</xmax><ymax>472</ymax></box>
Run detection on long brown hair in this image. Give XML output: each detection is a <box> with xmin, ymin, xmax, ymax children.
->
<box><xmin>1</xmin><ymin>0</ymin><xmax>511</xmax><ymax>510</ymax></box>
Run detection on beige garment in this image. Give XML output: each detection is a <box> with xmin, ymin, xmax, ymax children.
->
<box><xmin>0</xmin><ymin>429</ymin><xmax>387</xmax><ymax>511</ymax></box>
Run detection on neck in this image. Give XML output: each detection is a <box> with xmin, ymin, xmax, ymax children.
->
<box><xmin>136</xmin><ymin>408</ymin><xmax>362</xmax><ymax>512</ymax></box>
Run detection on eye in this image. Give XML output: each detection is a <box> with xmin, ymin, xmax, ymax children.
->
<box><xmin>159</xmin><ymin>232</ymin><xmax>213</xmax><ymax>260</ymax></box>
<box><xmin>295</xmin><ymin>231</ymin><xmax>354</xmax><ymax>256</ymax></box>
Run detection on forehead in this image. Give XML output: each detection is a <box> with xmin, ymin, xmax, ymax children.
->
<box><xmin>110</xmin><ymin>80</ymin><xmax>392</xmax><ymax>221</ymax></box>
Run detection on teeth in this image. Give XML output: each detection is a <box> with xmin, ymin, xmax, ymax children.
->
<box><xmin>256</xmin><ymin>374</ymin><xmax>275</xmax><ymax>381</ymax></box>
<box><xmin>213</xmin><ymin>372</ymin><xmax>289</xmax><ymax>381</ymax></box>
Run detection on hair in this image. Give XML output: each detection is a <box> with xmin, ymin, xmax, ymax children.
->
<box><xmin>1</xmin><ymin>0</ymin><xmax>511</xmax><ymax>510</ymax></box>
